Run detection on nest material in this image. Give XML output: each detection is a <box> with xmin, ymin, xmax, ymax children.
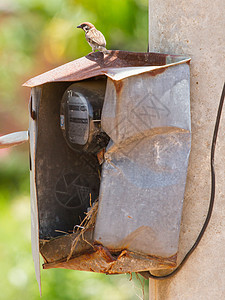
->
<box><xmin>67</xmin><ymin>200</ymin><xmax>99</xmax><ymax>261</ymax></box>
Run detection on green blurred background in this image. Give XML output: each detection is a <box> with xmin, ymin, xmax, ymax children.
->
<box><xmin>0</xmin><ymin>0</ymin><xmax>149</xmax><ymax>299</ymax></box>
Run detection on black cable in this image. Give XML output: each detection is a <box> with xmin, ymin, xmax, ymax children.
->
<box><xmin>142</xmin><ymin>82</ymin><xmax>225</xmax><ymax>280</ymax></box>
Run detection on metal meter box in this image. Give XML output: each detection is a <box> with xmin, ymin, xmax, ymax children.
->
<box><xmin>0</xmin><ymin>50</ymin><xmax>191</xmax><ymax>289</ymax></box>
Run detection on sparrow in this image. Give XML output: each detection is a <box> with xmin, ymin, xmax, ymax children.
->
<box><xmin>77</xmin><ymin>22</ymin><xmax>109</xmax><ymax>54</ymax></box>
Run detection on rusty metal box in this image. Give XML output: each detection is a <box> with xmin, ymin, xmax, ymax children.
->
<box><xmin>1</xmin><ymin>51</ymin><xmax>191</xmax><ymax>289</ymax></box>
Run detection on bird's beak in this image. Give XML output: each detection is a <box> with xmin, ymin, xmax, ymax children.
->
<box><xmin>77</xmin><ymin>25</ymin><xmax>82</xmax><ymax>29</ymax></box>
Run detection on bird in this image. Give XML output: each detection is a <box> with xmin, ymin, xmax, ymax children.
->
<box><xmin>77</xmin><ymin>22</ymin><xmax>109</xmax><ymax>54</ymax></box>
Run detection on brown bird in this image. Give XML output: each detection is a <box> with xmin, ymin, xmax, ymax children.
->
<box><xmin>77</xmin><ymin>22</ymin><xmax>109</xmax><ymax>54</ymax></box>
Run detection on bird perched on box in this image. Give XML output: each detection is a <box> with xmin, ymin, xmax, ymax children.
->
<box><xmin>77</xmin><ymin>22</ymin><xmax>109</xmax><ymax>54</ymax></box>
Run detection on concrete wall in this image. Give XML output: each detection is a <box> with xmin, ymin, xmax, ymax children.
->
<box><xmin>149</xmin><ymin>0</ymin><xmax>225</xmax><ymax>299</ymax></box>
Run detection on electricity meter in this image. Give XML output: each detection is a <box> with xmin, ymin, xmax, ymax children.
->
<box><xmin>60</xmin><ymin>80</ymin><xmax>110</xmax><ymax>154</ymax></box>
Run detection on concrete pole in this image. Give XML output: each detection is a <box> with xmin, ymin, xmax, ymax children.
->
<box><xmin>148</xmin><ymin>0</ymin><xmax>225</xmax><ymax>299</ymax></box>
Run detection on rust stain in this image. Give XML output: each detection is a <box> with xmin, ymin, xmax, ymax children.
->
<box><xmin>148</xmin><ymin>67</ymin><xmax>167</xmax><ymax>77</ymax></box>
<box><xmin>42</xmin><ymin>247</ymin><xmax>177</xmax><ymax>274</ymax></box>
<box><xmin>186</xmin><ymin>60</ymin><xmax>191</xmax><ymax>65</ymax></box>
<box><xmin>23</xmin><ymin>51</ymin><xmax>189</xmax><ymax>88</ymax></box>
<box><xmin>40</xmin><ymin>224</ymin><xmax>178</xmax><ymax>274</ymax></box>
<box><xmin>113</xmin><ymin>80</ymin><xmax>123</xmax><ymax>95</ymax></box>
<box><xmin>94</xmin><ymin>244</ymin><xmax>116</xmax><ymax>263</ymax></box>
<box><xmin>117</xmin><ymin>250</ymin><xmax>129</xmax><ymax>260</ymax></box>
<box><xmin>40</xmin><ymin>229</ymin><xmax>177</xmax><ymax>273</ymax></box>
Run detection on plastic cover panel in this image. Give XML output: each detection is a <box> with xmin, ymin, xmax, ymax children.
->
<box><xmin>94</xmin><ymin>63</ymin><xmax>191</xmax><ymax>258</ymax></box>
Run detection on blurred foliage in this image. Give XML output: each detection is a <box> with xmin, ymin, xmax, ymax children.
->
<box><xmin>0</xmin><ymin>0</ymin><xmax>149</xmax><ymax>299</ymax></box>
<box><xmin>0</xmin><ymin>0</ymin><xmax>148</xmax><ymax>133</ymax></box>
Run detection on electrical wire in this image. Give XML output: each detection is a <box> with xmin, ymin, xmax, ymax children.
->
<box><xmin>140</xmin><ymin>82</ymin><xmax>225</xmax><ymax>280</ymax></box>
